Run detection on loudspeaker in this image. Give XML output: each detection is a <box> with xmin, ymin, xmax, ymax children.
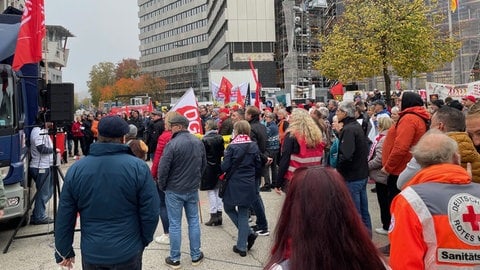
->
<box><xmin>46</xmin><ymin>83</ymin><xmax>74</xmax><ymax>124</ymax></box>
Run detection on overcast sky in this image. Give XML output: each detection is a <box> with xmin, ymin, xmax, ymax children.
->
<box><xmin>45</xmin><ymin>0</ymin><xmax>140</xmax><ymax>99</ymax></box>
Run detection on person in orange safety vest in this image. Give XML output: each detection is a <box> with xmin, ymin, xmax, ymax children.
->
<box><xmin>389</xmin><ymin>130</ymin><xmax>480</xmax><ymax>269</ymax></box>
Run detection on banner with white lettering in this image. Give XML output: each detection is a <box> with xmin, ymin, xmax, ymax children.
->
<box><xmin>170</xmin><ymin>88</ymin><xmax>203</xmax><ymax>134</ymax></box>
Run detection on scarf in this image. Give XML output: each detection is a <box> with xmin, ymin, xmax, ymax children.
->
<box><xmin>368</xmin><ymin>133</ymin><xmax>385</xmax><ymax>161</ymax></box>
<box><xmin>230</xmin><ymin>134</ymin><xmax>252</xmax><ymax>144</ymax></box>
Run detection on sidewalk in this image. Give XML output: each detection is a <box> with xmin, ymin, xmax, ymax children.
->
<box><xmin>0</xmin><ymin>162</ymin><xmax>389</xmax><ymax>269</ymax></box>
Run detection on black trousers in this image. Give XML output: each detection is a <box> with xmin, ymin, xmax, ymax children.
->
<box><xmin>82</xmin><ymin>251</ymin><xmax>143</xmax><ymax>270</ymax></box>
<box><xmin>375</xmin><ymin>182</ymin><xmax>390</xmax><ymax>230</ymax></box>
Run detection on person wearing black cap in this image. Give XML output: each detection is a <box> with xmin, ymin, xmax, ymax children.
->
<box><xmin>145</xmin><ymin>110</ymin><xmax>164</xmax><ymax>161</ymax></box>
<box><xmin>54</xmin><ymin>116</ymin><xmax>160</xmax><ymax>270</ymax></box>
<box><xmin>158</xmin><ymin>115</ymin><xmax>207</xmax><ymax>268</ymax></box>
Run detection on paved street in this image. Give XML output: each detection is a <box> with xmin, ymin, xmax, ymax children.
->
<box><xmin>0</xmin><ymin>162</ymin><xmax>389</xmax><ymax>270</ymax></box>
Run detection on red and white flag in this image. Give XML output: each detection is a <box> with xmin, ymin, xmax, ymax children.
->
<box><xmin>170</xmin><ymin>88</ymin><xmax>203</xmax><ymax>134</ymax></box>
<box><xmin>12</xmin><ymin>0</ymin><xmax>46</xmax><ymax>71</ymax></box>
<box><xmin>219</xmin><ymin>76</ymin><xmax>233</xmax><ymax>104</ymax></box>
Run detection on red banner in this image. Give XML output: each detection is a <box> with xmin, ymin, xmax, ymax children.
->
<box><xmin>12</xmin><ymin>0</ymin><xmax>46</xmax><ymax>71</ymax></box>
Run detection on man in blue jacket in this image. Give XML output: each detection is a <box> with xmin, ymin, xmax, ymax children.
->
<box><xmin>158</xmin><ymin>115</ymin><xmax>207</xmax><ymax>269</ymax></box>
<box><xmin>55</xmin><ymin>116</ymin><xmax>160</xmax><ymax>270</ymax></box>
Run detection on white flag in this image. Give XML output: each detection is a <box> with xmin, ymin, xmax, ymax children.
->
<box><xmin>170</xmin><ymin>88</ymin><xmax>203</xmax><ymax>134</ymax></box>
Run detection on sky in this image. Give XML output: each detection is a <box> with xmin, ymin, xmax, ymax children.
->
<box><xmin>45</xmin><ymin>0</ymin><xmax>141</xmax><ymax>99</ymax></box>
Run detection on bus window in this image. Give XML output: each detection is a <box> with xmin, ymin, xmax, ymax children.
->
<box><xmin>0</xmin><ymin>70</ymin><xmax>14</xmax><ymax>127</ymax></box>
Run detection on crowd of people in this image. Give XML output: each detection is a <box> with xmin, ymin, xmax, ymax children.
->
<box><xmin>46</xmin><ymin>91</ymin><xmax>480</xmax><ymax>269</ymax></box>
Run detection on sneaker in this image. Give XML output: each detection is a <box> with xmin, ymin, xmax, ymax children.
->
<box><xmin>165</xmin><ymin>257</ymin><xmax>181</xmax><ymax>269</ymax></box>
<box><xmin>247</xmin><ymin>233</ymin><xmax>257</xmax><ymax>250</ymax></box>
<box><xmin>30</xmin><ymin>217</ymin><xmax>54</xmax><ymax>225</ymax></box>
<box><xmin>255</xmin><ymin>229</ymin><xmax>270</xmax><ymax>236</ymax></box>
<box><xmin>233</xmin><ymin>245</ymin><xmax>247</xmax><ymax>257</ymax></box>
<box><xmin>378</xmin><ymin>244</ymin><xmax>390</xmax><ymax>256</ymax></box>
<box><xmin>374</xmin><ymin>228</ymin><xmax>388</xmax><ymax>235</ymax></box>
<box><xmin>191</xmin><ymin>252</ymin><xmax>204</xmax><ymax>266</ymax></box>
<box><xmin>155</xmin><ymin>234</ymin><xmax>170</xmax><ymax>245</ymax></box>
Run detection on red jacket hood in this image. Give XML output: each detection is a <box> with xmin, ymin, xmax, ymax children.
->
<box><xmin>398</xmin><ymin>106</ymin><xmax>430</xmax><ymax>122</ymax></box>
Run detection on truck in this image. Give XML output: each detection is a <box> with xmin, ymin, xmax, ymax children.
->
<box><xmin>0</xmin><ymin>11</ymin><xmax>42</xmax><ymax>226</ymax></box>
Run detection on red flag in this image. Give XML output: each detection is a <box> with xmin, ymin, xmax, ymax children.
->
<box><xmin>219</xmin><ymin>77</ymin><xmax>233</xmax><ymax>104</ymax></box>
<box><xmin>330</xmin><ymin>83</ymin><xmax>344</xmax><ymax>95</ymax></box>
<box><xmin>12</xmin><ymin>0</ymin><xmax>46</xmax><ymax>71</ymax></box>
<box><xmin>147</xmin><ymin>99</ymin><xmax>154</xmax><ymax>112</ymax></box>
<box><xmin>249</xmin><ymin>59</ymin><xmax>261</xmax><ymax>108</ymax></box>
<box><xmin>236</xmin><ymin>87</ymin><xmax>244</xmax><ymax>106</ymax></box>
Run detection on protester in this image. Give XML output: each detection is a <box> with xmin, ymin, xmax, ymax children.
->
<box><xmin>145</xmin><ymin>110</ymin><xmax>164</xmax><ymax>161</ymax></box>
<box><xmin>71</xmin><ymin>116</ymin><xmax>84</xmax><ymax>157</ymax></box>
<box><xmin>221</xmin><ymin>120</ymin><xmax>262</xmax><ymax>257</ymax></box>
<box><xmin>125</xmin><ymin>124</ymin><xmax>148</xmax><ymax>160</ymax></box>
<box><xmin>29</xmin><ymin>112</ymin><xmax>55</xmax><ymax>225</ymax></box>
<box><xmin>127</xmin><ymin>110</ymin><xmax>145</xmax><ymax>139</ymax></box>
<box><xmin>150</xmin><ymin>111</ymin><xmax>180</xmax><ymax>245</ymax></box>
<box><xmin>276</xmin><ymin>109</ymin><xmax>289</xmax><ymax>146</ymax></box>
<box><xmin>329</xmin><ymin>115</ymin><xmax>342</xmax><ymax>168</ymax></box>
<box><xmin>200</xmin><ymin>119</ymin><xmax>225</xmax><ymax>226</ymax></box>
<box><xmin>368</xmin><ymin>117</ymin><xmax>393</xmax><ymax>235</ymax></box>
<box><xmin>245</xmin><ymin>106</ymin><xmax>271</xmax><ymax>236</ymax></box>
<box><xmin>261</xmin><ymin>112</ymin><xmax>280</xmax><ymax>192</ymax></box>
<box><xmin>82</xmin><ymin>114</ymin><xmax>94</xmax><ymax>155</ymax></box>
<box><xmin>461</xmin><ymin>95</ymin><xmax>476</xmax><ymax>113</ymax></box>
<box><xmin>158</xmin><ymin>115</ymin><xmax>206</xmax><ymax>268</ymax></box>
<box><xmin>336</xmin><ymin>101</ymin><xmax>372</xmax><ymax>232</ymax></box>
<box><xmin>55</xmin><ymin>116</ymin><xmax>160</xmax><ymax>270</ymax></box>
<box><xmin>389</xmin><ymin>130</ymin><xmax>480</xmax><ymax>269</ymax></box>
<box><xmin>380</xmin><ymin>91</ymin><xmax>430</xmax><ymax>254</ymax></box>
<box><xmin>265</xmin><ymin>166</ymin><xmax>388</xmax><ymax>270</ymax></box>
<box><xmin>466</xmin><ymin>101</ymin><xmax>480</xmax><ymax>153</ymax></box>
<box><xmin>273</xmin><ymin>108</ymin><xmax>324</xmax><ymax>193</ymax></box>
<box><xmin>218</xmin><ymin>108</ymin><xmax>234</xmax><ymax>135</ymax></box>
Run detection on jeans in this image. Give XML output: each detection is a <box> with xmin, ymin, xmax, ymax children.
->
<box><xmin>29</xmin><ymin>167</ymin><xmax>53</xmax><ymax>222</ymax></box>
<box><xmin>165</xmin><ymin>190</ymin><xmax>202</xmax><ymax>261</ymax></box>
<box><xmin>82</xmin><ymin>251</ymin><xmax>142</xmax><ymax>270</ymax></box>
<box><xmin>251</xmin><ymin>177</ymin><xmax>268</xmax><ymax>230</ymax></box>
<box><xmin>157</xmin><ymin>188</ymin><xmax>169</xmax><ymax>234</ymax></box>
<box><xmin>224</xmin><ymin>203</ymin><xmax>252</xmax><ymax>252</ymax></box>
<box><xmin>345</xmin><ymin>178</ymin><xmax>372</xmax><ymax>233</ymax></box>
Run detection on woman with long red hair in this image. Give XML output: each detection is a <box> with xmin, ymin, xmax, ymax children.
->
<box><xmin>265</xmin><ymin>166</ymin><xmax>389</xmax><ymax>270</ymax></box>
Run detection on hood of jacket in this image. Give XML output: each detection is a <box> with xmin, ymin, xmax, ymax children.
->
<box><xmin>404</xmin><ymin>163</ymin><xmax>470</xmax><ymax>189</ymax></box>
<box><xmin>398</xmin><ymin>106</ymin><xmax>430</xmax><ymax>122</ymax></box>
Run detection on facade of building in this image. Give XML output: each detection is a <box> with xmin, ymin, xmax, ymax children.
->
<box><xmin>42</xmin><ymin>25</ymin><xmax>74</xmax><ymax>84</ymax></box>
<box><xmin>138</xmin><ymin>0</ymin><xmax>277</xmax><ymax>104</ymax></box>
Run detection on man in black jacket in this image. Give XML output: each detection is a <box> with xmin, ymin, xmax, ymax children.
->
<box><xmin>245</xmin><ymin>106</ymin><xmax>272</xmax><ymax>236</ymax></box>
<box><xmin>336</xmin><ymin>101</ymin><xmax>372</xmax><ymax>233</ymax></box>
<box><xmin>145</xmin><ymin>111</ymin><xmax>164</xmax><ymax>161</ymax></box>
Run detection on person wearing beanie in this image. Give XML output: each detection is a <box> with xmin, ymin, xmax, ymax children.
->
<box><xmin>55</xmin><ymin>116</ymin><xmax>160</xmax><ymax>269</ymax></box>
<box><xmin>125</xmin><ymin>124</ymin><xmax>149</xmax><ymax>160</ymax></box>
<box><xmin>379</xmin><ymin>91</ymin><xmax>430</xmax><ymax>255</ymax></box>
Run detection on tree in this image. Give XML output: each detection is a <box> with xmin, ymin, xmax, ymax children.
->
<box><xmin>139</xmin><ymin>73</ymin><xmax>167</xmax><ymax>102</ymax></box>
<box><xmin>115</xmin><ymin>58</ymin><xmax>140</xmax><ymax>80</ymax></box>
<box><xmin>87</xmin><ymin>62</ymin><xmax>116</xmax><ymax>106</ymax></box>
<box><xmin>315</xmin><ymin>0</ymin><xmax>461</xmax><ymax>104</ymax></box>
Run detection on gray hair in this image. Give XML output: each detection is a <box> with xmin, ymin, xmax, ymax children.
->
<box><xmin>205</xmin><ymin>119</ymin><xmax>217</xmax><ymax>131</ymax></box>
<box><xmin>412</xmin><ymin>129</ymin><xmax>458</xmax><ymax>167</ymax></box>
<box><xmin>318</xmin><ymin>107</ymin><xmax>329</xmax><ymax>118</ymax></box>
<box><xmin>338</xmin><ymin>101</ymin><xmax>356</xmax><ymax>118</ymax></box>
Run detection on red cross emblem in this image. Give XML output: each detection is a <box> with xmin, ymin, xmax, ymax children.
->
<box><xmin>462</xmin><ymin>205</ymin><xmax>480</xmax><ymax>231</ymax></box>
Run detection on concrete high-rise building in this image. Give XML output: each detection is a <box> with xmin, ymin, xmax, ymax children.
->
<box><xmin>138</xmin><ymin>0</ymin><xmax>277</xmax><ymax>104</ymax></box>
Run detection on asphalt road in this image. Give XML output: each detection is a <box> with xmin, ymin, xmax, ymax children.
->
<box><xmin>0</xmin><ymin>162</ymin><xmax>389</xmax><ymax>270</ymax></box>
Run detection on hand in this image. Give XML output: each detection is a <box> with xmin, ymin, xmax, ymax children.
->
<box><xmin>380</xmin><ymin>167</ymin><xmax>388</xmax><ymax>175</ymax></box>
<box><xmin>58</xmin><ymin>257</ymin><xmax>75</xmax><ymax>269</ymax></box>
<box><xmin>266</xmin><ymin>157</ymin><xmax>273</xmax><ymax>165</ymax></box>
<box><xmin>274</xmin><ymin>187</ymin><xmax>282</xmax><ymax>195</ymax></box>
<box><xmin>0</xmin><ymin>209</ymin><xmax>4</xmax><ymax>218</ymax></box>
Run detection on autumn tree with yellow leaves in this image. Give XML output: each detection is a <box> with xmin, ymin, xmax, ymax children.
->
<box><xmin>316</xmin><ymin>0</ymin><xmax>460</xmax><ymax>104</ymax></box>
